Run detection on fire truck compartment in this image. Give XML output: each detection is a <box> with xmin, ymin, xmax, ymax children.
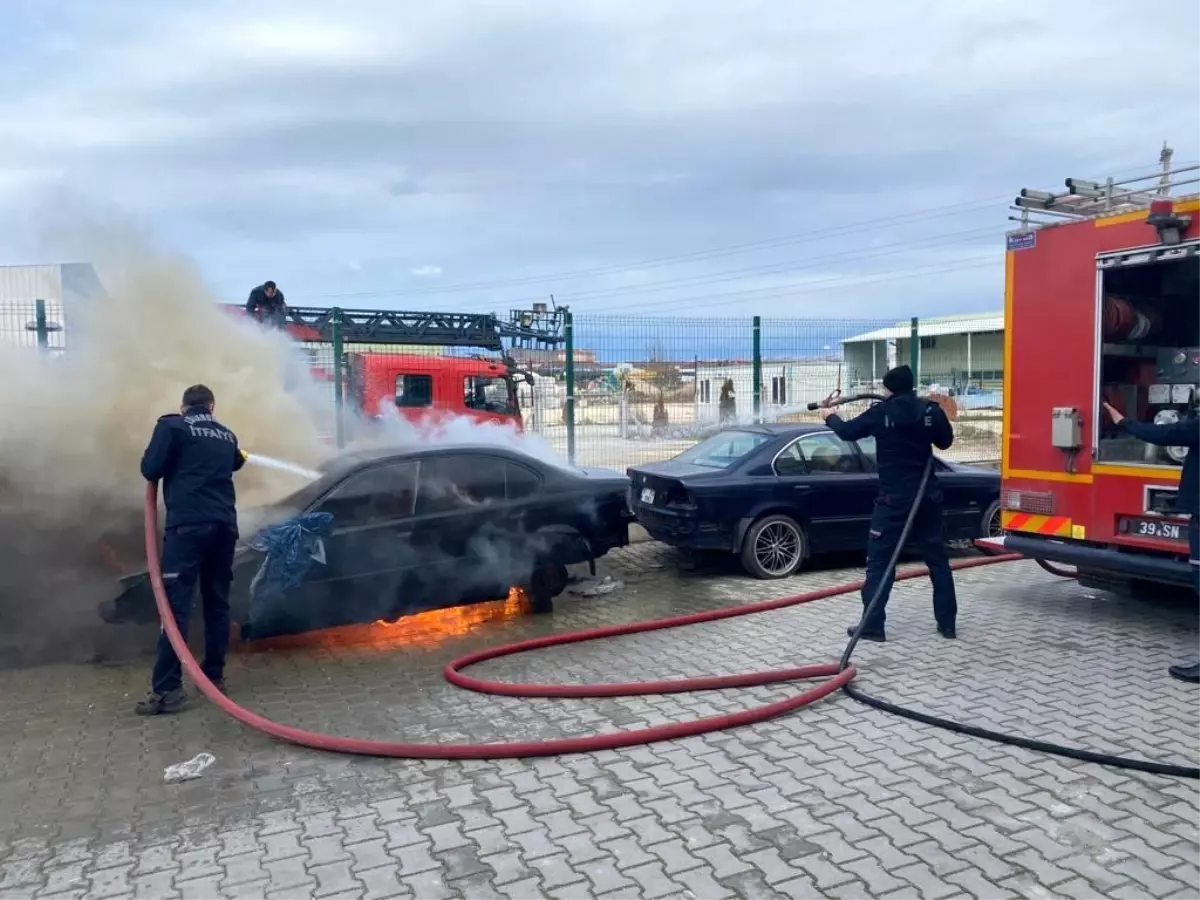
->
<box><xmin>1096</xmin><ymin>242</ymin><xmax>1199</xmax><ymax>468</ymax></box>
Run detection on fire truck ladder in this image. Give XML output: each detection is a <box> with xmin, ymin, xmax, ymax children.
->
<box><xmin>1010</xmin><ymin>142</ymin><xmax>1200</xmax><ymax>229</ymax></box>
<box><xmin>273</xmin><ymin>301</ymin><xmax>567</xmax><ymax>350</ymax></box>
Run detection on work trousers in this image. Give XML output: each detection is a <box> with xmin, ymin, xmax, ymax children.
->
<box><xmin>151</xmin><ymin>523</ymin><xmax>238</xmax><ymax>695</ymax></box>
<box><xmin>860</xmin><ymin>493</ymin><xmax>957</xmax><ymax>634</ymax></box>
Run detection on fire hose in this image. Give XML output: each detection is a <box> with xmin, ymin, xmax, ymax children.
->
<box><xmin>144</xmin><ymin>449</ymin><xmax>1199</xmax><ymax>775</ymax></box>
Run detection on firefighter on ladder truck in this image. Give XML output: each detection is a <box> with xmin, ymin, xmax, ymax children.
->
<box><xmin>986</xmin><ymin>145</ymin><xmax>1200</xmax><ymax>685</ymax></box>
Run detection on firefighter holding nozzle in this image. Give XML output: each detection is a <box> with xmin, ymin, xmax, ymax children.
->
<box><xmin>819</xmin><ymin>364</ymin><xmax>958</xmax><ymax>642</ymax></box>
<box><xmin>1103</xmin><ymin>400</ymin><xmax>1199</xmax><ymax>684</ymax></box>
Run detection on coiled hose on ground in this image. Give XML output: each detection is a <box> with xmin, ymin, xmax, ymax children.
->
<box><xmin>143</xmin><ymin>474</ymin><xmax>1198</xmax><ymax>776</ymax></box>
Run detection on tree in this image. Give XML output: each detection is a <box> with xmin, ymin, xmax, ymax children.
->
<box><xmin>718</xmin><ymin>378</ymin><xmax>736</xmax><ymax>424</ymax></box>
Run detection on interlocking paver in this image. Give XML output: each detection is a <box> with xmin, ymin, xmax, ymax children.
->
<box><xmin>0</xmin><ymin>548</ymin><xmax>1197</xmax><ymax>899</ymax></box>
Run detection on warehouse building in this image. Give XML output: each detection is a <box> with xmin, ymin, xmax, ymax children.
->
<box><xmin>841</xmin><ymin>312</ymin><xmax>1005</xmax><ymax>391</ymax></box>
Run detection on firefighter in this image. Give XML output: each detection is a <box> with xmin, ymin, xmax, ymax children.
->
<box><xmin>1103</xmin><ymin>400</ymin><xmax>1199</xmax><ymax>684</ymax></box>
<box><xmin>135</xmin><ymin>385</ymin><xmax>246</xmax><ymax>715</ymax></box>
<box><xmin>819</xmin><ymin>364</ymin><xmax>957</xmax><ymax>641</ymax></box>
<box><xmin>245</xmin><ymin>280</ymin><xmax>287</xmax><ymax>327</ymax></box>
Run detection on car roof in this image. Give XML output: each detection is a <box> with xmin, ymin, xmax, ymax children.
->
<box><xmin>720</xmin><ymin>422</ymin><xmax>830</xmax><ymax>437</ymax></box>
<box><xmin>325</xmin><ymin>442</ymin><xmax>537</xmax><ymax>471</ymax></box>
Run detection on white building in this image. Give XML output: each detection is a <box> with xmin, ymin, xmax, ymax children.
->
<box><xmin>840</xmin><ymin>312</ymin><xmax>1005</xmax><ymax>390</ymax></box>
<box><xmin>0</xmin><ymin>263</ymin><xmax>107</xmax><ymax>351</ymax></box>
<box><xmin>694</xmin><ymin>359</ymin><xmax>846</xmax><ymax>422</ymax></box>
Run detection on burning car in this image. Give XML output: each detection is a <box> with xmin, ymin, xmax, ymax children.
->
<box><xmin>102</xmin><ymin>445</ymin><xmax>633</xmax><ymax>640</ymax></box>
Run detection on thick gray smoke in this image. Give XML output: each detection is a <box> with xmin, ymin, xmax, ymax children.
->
<box><xmin>0</xmin><ymin>226</ymin><xmax>334</xmax><ymax>666</ymax></box>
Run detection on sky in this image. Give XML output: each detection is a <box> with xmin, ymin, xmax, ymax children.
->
<box><xmin>1</xmin><ymin>0</ymin><xmax>1198</xmax><ymax>326</ymax></box>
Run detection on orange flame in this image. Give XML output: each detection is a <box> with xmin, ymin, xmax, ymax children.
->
<box><xmin>243</xmin><ymin>587</ymin><xmax>530</xmax><ymax>653</ymax></box>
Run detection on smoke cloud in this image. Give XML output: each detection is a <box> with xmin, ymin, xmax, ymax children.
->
<box><xmin>0</xmin><ymin>221</ymin><xmax>335</xmax><ymax>665</ymax></box>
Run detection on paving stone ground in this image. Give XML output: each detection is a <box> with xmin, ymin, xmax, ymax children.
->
<box><xmin>0</xmin><ymin>543</ymin><xmax>1197</xmax><ymax>900</ymax></box>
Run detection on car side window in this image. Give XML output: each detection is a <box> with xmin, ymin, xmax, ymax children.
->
<box><xmin>773</xmin><ymin>441</ymin><xmax>807</xmax><ymax>477</ymax></box>
<box><xmin>506</xmin><ymin>462</ymin><xmax>542</xmax><ymax>500</ymax></box>
<box><xmin>396</xmin><ymin>374</ymin><xmax>433</xmax><ymax>408</ymax></box>
<box><xmin>855</xmin><ymin>436</ymin><xmax>878</xmax><ymax>472</ymax></box>
<box><xmin>316</xmin><ymin>461</ymin><xmax>418</xmax><ymax>524</ymax></box>
<box><xmin>795</xmin><ymin>433</ymin><xmax>862</xmax><ymax>475</ymax></box>
<box><xmin>417</xmin><ymin>455</ymin><xmax>508</xmax><ymax>515</ymax></box>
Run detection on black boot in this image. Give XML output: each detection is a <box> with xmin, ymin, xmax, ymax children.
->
<box><xmin>847</xmin><ymin>625</ymin><xmax>886</xmax><ymax>643</ymax></box>
<box><xmin>937</xmin><ymin>626</ymin><xmax>956</xmax><ymax>639</ymax></box>
<box><xmin>135</xmin><ymin>688</ymin><xmax>187</xmax><ymax>716</ymax></box>
<box><xmin>1168</xmin><ymin>663</ymin><xmax>1200</xmax><ymax>684</ymax></box>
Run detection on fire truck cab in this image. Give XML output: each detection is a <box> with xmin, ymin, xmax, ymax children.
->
<box><xmin>347</xmin><ymin>352</ymin><xmax>526</xmax><ymax>429</ymax></box>
<box><xmin>991</xmin><ymin>154</ymin><xmax>1199</xmax><ymax>592</ymax></box>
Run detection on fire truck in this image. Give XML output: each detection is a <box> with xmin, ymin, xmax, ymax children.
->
<box><xmin>982</xmin><ymin>148</ymin><xmax>1199</xmax><ymax>592</ymax></box>
<box><xmin>229</xmin><ymin>302</ymin><xmax>566</xmax><ymax>434</ymax></box>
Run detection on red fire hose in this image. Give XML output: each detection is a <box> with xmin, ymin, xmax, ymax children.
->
<box><xmin>144</xmin><ymin>482</ymin><xmax>1013</xmax><ymax>758</ymax></box>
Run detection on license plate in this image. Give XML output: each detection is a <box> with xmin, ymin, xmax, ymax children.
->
<box><xmin>1120</xmin><ymin>516</ymin><xmax>1184</xmax><ymax>541</ymax></box>
<box><xmin>640</xmin><ymin>487</ymin><xmax>655</xmax><ymax>505</ymax></box>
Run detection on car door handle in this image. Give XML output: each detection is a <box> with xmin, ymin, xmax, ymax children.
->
<box><xmin>792</xmin><ymin>484</ymin><xmax>812</xmax><ymax>492</ymax></box>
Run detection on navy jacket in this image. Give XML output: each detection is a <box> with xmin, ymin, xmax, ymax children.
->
<box><xmin>246</xmin><ymin>284</ymin><xmax>286</xmax><ymax>319</ymax></box>
<box><xmin>825</xmin><ymin>392</ymin><xmax>954</xmax><ymax>501</ymax></box>
<box><xmin>1119</xmin><ymin>415</ymin><xmax>1199</xmax><ymax>516</ymax></box>
<box><xmin>140</xmin><ymin>406</ymin><xmax>246</xmax><ymax>531</ymax></box>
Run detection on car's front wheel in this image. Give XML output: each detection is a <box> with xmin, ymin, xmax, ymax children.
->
<box><xmin>528</xmin><ymin>563</ymin><xmax>569</xmax><ymax>614</ymax></box>
<box><xmin>976</xmin><ymin>499</ymin><xmax>1004</xmax><ymax>555</ymax></box>
<box><xmin>740</xmin><ymin>515</ymin><xmax>807</xmax><ymax>579</ymax></box>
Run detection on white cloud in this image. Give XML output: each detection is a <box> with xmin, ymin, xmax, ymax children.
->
<box><xmin>0</xmin><ymin>1</ymin><xmax>1196</xmax><ymax>316</ymax></box>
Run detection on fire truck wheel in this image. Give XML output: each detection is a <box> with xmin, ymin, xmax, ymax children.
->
<box><xmin>529</xmin><ymin>563</ymin><xmax>569</xmax><ymax>614</ymax></box>
<box><xmin>740</xmin><ymin>515</ymin><xmax>807</xmax><ymax>579</ymax></box>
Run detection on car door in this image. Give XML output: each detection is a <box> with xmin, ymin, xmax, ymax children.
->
<box><xmin>855</xmin><ymin>435</ymin><xmax>984</xmax><ymax>540</ymax></box>
<box><xmin>251</xmin><ymin>460</ymin><xmax>419</xmax><ymax>636</ymax></box>
<box><xmin>777</xmin><ymin>432</ymin><xmax>878</xmax><ymax>552</ymax></box>
<box><xmin>413</xmin><ymin>453</ymin><xmax>519</xmax><ymax>606</ymax></box>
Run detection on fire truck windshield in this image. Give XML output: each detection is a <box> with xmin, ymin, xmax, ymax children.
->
<box><xmin>463</xmin><ymin>374</ymin><xmax>517</xmax><ymax>415</ymax></box>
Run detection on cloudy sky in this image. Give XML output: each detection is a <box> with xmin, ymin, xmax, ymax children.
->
<box><xmin>1</xmin><ymin>0</ymin><xmax>1197</xmax><ymax>324</ymax></box>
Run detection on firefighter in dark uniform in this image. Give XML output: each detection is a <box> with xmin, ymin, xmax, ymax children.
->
<box><xmin>1104</xmin><ymin>400</ymin><xmax>1199</xmax><ymax>684</ymax></box>
<box><xmin>135</xmin><ymin>384</ymin><xmax>246</xmax><ymax>715</ymax></box>
<box><xmin>245</xmin><ymin>280</ymin><xmax>287</xmax><ymax>328</ymax></box>
<box><xmin>819</xmin><ymin>364</ymin><xmax>958</xmax><ymax>641</ymax></box>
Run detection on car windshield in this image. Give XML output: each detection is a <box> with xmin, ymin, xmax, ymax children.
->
<box><xmin>673</xmin><ymin>430</ymin><xmax>771</xmax><ymax>468</ymax></box>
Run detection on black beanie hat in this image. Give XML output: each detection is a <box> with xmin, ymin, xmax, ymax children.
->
<box><xmin>882</xmin><ymin>364</ymin><xmax>915</xmax><ymax>394</ymax></box>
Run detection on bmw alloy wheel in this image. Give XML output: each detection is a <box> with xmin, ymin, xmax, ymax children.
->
<box><xmin>754</xmin><ymin>520</ymin><xmax>802</xmax><ymax>576</ymax></box>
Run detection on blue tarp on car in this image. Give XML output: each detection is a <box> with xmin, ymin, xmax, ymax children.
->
<box><xmin>246</xmin><ymin>513</ymin><xmax>334</xmax><ymax>618</ymax></box>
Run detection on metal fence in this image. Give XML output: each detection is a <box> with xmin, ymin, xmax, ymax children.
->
<box><xmin>1</xmin><ymin>301</ymin><xmax>1004</xmax><ymax>469</ymax></box>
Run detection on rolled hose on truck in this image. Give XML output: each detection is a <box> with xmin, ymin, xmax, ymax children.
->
<box><xmin>143</xmin><ymin>451</ymin><xmax>1198</xmax><ymax>776</ymax></box>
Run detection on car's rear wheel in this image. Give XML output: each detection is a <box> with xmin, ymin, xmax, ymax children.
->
<box><xmin>740</xmin><ymin>515</ymin><xmax>806</xmax><ymax>579</ymax></box>
<box><xmin>529</xmin><ymin>563</ymin><xmax>569</xmax><ymax>614</ymax></box>
<box><xmin>977</xmin><ymin>500</ymin><xmax>1004</xmax><ymax>555</ymax></box>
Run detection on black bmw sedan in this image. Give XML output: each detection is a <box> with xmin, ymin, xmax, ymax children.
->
<box><xmin>628</xmin><ymin>424</ymin><xmax>1001</xmax><ymax>579</ymax></box>
<box><xmin>104</xmin><ymin>445</ymin><xmax>633</xmax><ymax>639</ymax></box>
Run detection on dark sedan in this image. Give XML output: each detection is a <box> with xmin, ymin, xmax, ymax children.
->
<box><xmin>628</xmin><ymin>424</ymin><xmax>1000</xmax><ymax>579</ymax></box>
<box><xmin>103</xmin><ymin>445</ymin><xmax>633</xmax><ymax>639</ymax></box>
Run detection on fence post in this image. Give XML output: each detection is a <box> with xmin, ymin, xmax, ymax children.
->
<box><xmin>564</xmin><ymin>310</ymin><xmax>576</xmax><ymax>465</ymax></box>
<box><xmin>34</xmin><ymin>299</ymin><xmax>49</xmax><ymax>352</ymax></box>
<box><xmin>331</xmin><ymin>307</ymin><xmax>345</xmax><ymax>448</ymax></box>
<box><xmin>909</xmin><ymin>316</ymin><xmax>919</xmax><ymax>385</ymax></box>
<box><xmin>752</xmin><ymin>315</ymin><xmax>762</xmax><ymax>423</ymax></box>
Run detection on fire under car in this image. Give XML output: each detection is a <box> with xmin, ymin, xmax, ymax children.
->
<box><xmin>627</xmin><ymin>424</ymin><xmax>1002</xmax><ymax>579</ymax></box>
<box><xmin>102</xmin><ymin>445</ymin><xmax>634</xmax><ymax>640</ymax></box>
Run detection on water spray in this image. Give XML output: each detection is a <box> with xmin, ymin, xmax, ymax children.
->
<box><xmin>242</xmin><ymin>452</ymin><xmax>320</xmax><ymax>482</ymax></box>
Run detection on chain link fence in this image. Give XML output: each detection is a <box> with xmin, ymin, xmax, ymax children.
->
<box><xmin>1</xmin><ymin>297</ymin><xmax>1004</xmax><ymax>468</ymax></box>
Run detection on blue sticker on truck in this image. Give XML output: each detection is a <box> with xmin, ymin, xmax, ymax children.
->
<box><xmin>1006</xmin><ymin>231</ymin><xmax>1036</xmax><ymax>251</ymax></box>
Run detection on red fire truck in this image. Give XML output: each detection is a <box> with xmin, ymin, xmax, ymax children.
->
<box><xmin>228</xmin><ymin>303</ymin><xmax>564</xmax><ymax>434</ymax></box>
<box><xmin>982</xmin><ymin>153</ymin><xmax>1199</xmax><ymax>592</ymax></box>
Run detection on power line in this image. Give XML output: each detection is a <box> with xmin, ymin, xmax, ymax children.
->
<box><xmin>552</xmin><ymin>225</ymin><xmax>1000</xmax><ymax>304</ymax></box>
<box><xmin>587</xmin><ymin>254</ymin><xmax>998</xmax><ymax>316</ymax></box>
<box><xmin>303</xmin><ymin>193</ymin><xmax>1012</xmax><ymax>302</ymax></box>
